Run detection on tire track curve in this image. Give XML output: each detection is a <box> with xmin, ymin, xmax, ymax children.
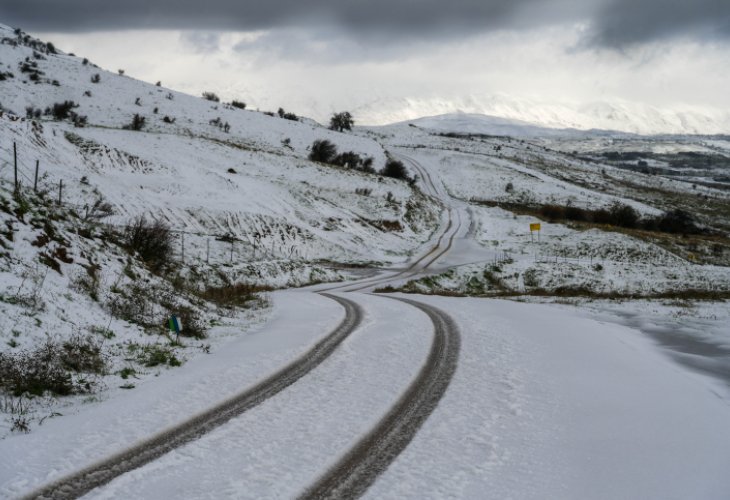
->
<box><xmin>298</xmin><ymin>297</ymin><xmax>461</xmax><ymax>500</ymax></box>
<box><xmin>22</xmin><ymin>293</ymin><xmax>363</xmax><ymax>500</ymax></box>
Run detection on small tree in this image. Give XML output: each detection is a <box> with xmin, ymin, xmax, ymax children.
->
<box><xmin>309</xmin><ymin>139</ymin><xmax>338</xmax><ymax>163</ymax></box>
<box><xmin>329</xmin><ymin>111</ymin><xmax>354</xmax><ymax>132</ymax></box>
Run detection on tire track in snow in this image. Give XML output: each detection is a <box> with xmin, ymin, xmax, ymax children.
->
<box><xmin>21</xmin><ymin>293</ymin><xmax>363</xmax><ymax>500</ymax></box>
<box><xmin>328</xmin><ymin>152</ymin><xmax>463</xmax><ymax>293</ymax></box>
<box><xmin>299</xmin><ymin>297</ymin><xmax>461</xmax><ymax>500</ymax></box>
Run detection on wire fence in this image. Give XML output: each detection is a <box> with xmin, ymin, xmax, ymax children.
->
<box><xmin>0</xmin><ymin>139</ymin><xmax>313</xmax><ymax>268</ymax></box>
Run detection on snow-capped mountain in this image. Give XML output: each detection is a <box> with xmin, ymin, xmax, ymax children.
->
<box><xmin>352</xmin><ymin>94</ymin><xmax>730</xmax><ymax>136</ymax></box>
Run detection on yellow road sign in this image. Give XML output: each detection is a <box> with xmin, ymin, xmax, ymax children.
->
<box><xmin>530</xmin><ymin>223</ymin><xmax>541</xmax><ymax>232</ymax></box>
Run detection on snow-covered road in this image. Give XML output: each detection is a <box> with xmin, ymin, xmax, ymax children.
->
<box><xmin>3</xmin><ymin>149</ymin><xmax>730</xmax><ymax>500</ymax></box>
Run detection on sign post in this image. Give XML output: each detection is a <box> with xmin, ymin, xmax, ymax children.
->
<box><xmin>530</xmin><ymin>222</ymin><xmax>541</xmax><ymax>243</ymax></box>
<box><xmin>169</xmin><ymin>314</ymin><xmax>183</xmax><ymax>342</ymax></box>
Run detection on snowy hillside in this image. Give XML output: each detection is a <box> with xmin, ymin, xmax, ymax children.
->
<box><xmin>0</xmin><ymin>25</ymin><xmax>439</xmax><ymax>434</ymax></box>
<box><xmin>353</xmin><ymin>94</ymin><xmax>730</xmax><ymax>135</ymax></box>
<box><xmin>0</xmin><ymin>23</ymin><xmax>439</xmax><ymax>270</ymax></box>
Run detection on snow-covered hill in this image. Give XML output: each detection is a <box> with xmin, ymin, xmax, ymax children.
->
<box><xmin>0</xmin><ymin>24</ymin><xmax>441</xmax><ymax>433</ymax></box>
<box><xmin>0</xmin><ymin>23</ymin><xmax>439</xmax><ymax>271</ymax></box>
<box><xmin>352</xmin><ymin>94</ymin><xmax>730</xmax><ymax>135</ymax></box>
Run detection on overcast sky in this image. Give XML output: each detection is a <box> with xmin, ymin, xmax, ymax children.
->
<box><xmin>2</xmin><ymin>0</ymin><xmax>729</xmax><ymax>123</ymax></box>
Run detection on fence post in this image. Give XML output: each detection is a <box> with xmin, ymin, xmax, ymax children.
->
<box><xmin>34</xmin><ymin>160</ymin><xmax>39</xmax><ymax>192</ymax></box>
<box><xmin>58</xmin><ymin>179</ymin><xmax>63</xmax><ymax>205</ymax></box>
<box><xmin>13</xmin><ymin>142</ymin><xmax>18</xmax><ymax>193</ymax></box>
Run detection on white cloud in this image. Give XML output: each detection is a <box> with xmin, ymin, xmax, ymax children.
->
<box><xmin>38</xmin><ymin>25</ymin><xmax>730</xmax><ymax>125</ymax></box>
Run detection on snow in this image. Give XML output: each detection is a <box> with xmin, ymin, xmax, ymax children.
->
<box><xmin>365</xmin><ymin>296</ymin><xmax>730</xmax><ymax>500</ymax></box>
<box><xmin>1</xmin><ymin>24</ymin><xmax>729</xmax><ymax>500</ymax></box>
<box><xmin>5</xmin><ymin>291</ymin><xmax>729</xmax><ymax>499</ymax></box>
<box><xmin>0</xmin><ymin>291</ymin><xmax>345</xmax><ymax>497</ymax></box>
<box><xmin>80</xmin><ymin>293</ymin><xmax>433</xmax><ymax>499</ymax></box>
<box><xmin>353</xmin><ymin>95</ymin><xmax>730</xmax><ymax>135</ymax></box>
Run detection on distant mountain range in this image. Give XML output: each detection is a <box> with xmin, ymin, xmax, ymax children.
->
<box><xmin>350</xmin><ymin>95</ymin><xmax>730</xmax><ymax>136</ymax></box>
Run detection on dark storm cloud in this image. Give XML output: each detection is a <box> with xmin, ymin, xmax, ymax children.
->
<box><xmin>2</xmin><ymin>0</ymin><xmax>729</xmax><ymax>48</ymax></box>
<box><xmin>0</xmin><ymin>0</ymin><xmax>558</xmax><ymax>33</ymax></box>
<box><xmin>587</xmin><ymin>0</ymin><xmax>730</xmax><ymax>48</ymax></box>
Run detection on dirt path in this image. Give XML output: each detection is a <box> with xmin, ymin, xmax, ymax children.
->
<box><xmin>22</xmin><ymin>294</ymin><xmax>363</xmax><ymax>500</ymax></box>
<box><xmin>298</xmin><ymin>297</ymin><xmax>461</xmax><ymax>500</ymax></box>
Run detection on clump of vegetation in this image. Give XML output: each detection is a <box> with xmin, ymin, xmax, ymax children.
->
<box><xmin>309</xmin><ymin>139</ymin><xmax>338</xmax><ymax>163</ymax></box>
<box><xmin>129</xmin><ymin>343</ymin><xmax>181</xmax><ymax>368</ymax></box>
<box><xmin>51</xmin><ymin>100</ymin><xmax>77</xmax><ymax>120</ymax></box>
<box><xmin>202</xmin><ymin>91</ymin><xmax>220</xmax><ymax>102</ymax></box>
<box><xmin>381</xmin><ymin>159</ymin><xmax>413</xmax><ymax>183</ymax></box>
<box><xmin>277</xmin><ymin>107</ymin><xmax>298</xmax><ymax>121</ymax></box>
<box><xmin>230</xmin><ymin>100</ymin><xmax>246</xmax><ymax>110</ymax></box>
<box><xmin>122</xmin><ymin>215</ymin><xmax>173</xmax><ymax>271</ymax></box>
<box><xmin>0</xmin><ymin>336</ymin><xmax>107</xmax><ymax>397</ymax></box>
<box><xmin>90</xmin><ymin>73</ymin><xmax>100</xmax><ymax>83</ymax></box>
<box><xmin>124</xmin><ymin>113</ymin><xmax>146</xmax><ymax>131</ymax></box>
<box><xmin>200</xmin><ymin>283</ymin><xmax>270</xmax><ymax>308</ymax></box>
<box><xmin>209</xmin><ymin>117</ymin><xmax>230</xmax><ymax>132</ymax></box>
<box><xmin>535</xmin><ymin>202</ymin><xmax>702</xmax><ymax>235</ymax></box>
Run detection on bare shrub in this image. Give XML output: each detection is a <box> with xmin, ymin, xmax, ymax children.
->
<box><xmin>123</xmin><ymin>216</ymin><xmax>173</xmax><ymax>271</ymax></box>
<box><xmin>200</xmin><ymin>283</ymin><xmax>270</xmax><ymax>308</ymax></box>
<box><xmin>0</xmin><ymin>338</ymin><xmax>106</xmax><ymax>397</ymax></box>
<box><xmin>202</xmin><ymin>91</ymin><xmax>220</xmax><ymax>102</ymax></box>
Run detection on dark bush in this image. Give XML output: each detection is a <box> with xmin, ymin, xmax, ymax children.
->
<box><xmin>332</xmin><ymin>151</ymin><xmax>364</xmax><ymax>169</ymax></box>
<box><xmin>608</xmin><ymin>202</ymin><xmax>639</xmax><ymax>228</ymax></box>
<box><xmin>90</xmin><ymin>73</ymin><xmax>100</xmax><ymax>83</ymax></box>
<box><xmin>564</xmin><ymin>205</ymin><xmax>589</xmax><ymax>222</ymax></box>
<box><xmin>381</xmin><ymin>159</ymin><xmax>411</xmax><ymax>181</ymax></box>
<box><xmin>123</xmin><ymin>215</ymin><xmax>173</xmax><ymax>271</ymax></box>
<box><xmin>124</xmin><ymin>113</ymin><xmax>146</xmax><ymax>131</ymax></box>
<box><xmin>309</xmin><ymin>139</ymin><xmax>338</xmax><ymax>163</ymax></box>
<box><xmin>539</xmin><ymin>204</ymin><xmax>565</xmax><ymax>221</ymax></box>
<box><xmin>361</xmin><ymin>157</ymin><xmax>376</xmax><ymax>174</ymax></box>
<box><xmin>202</xmin><ymin>91</ymin><xmax>220</xmax><ymax>102</ymax></box>
<box><xmin>592</xmin><ymin>208</ymin><xmax>612</xmax><ymax>225</ymax></box>
<box><xmin>231</xmin><ymin>100</ymin><xmax>246</xmax><ymax>110</ymax></box>
<box><xmin>51</xmin><ymin>100</ymin><xmax>77</xmax><ymax>120</ymax></box>
<box><xmin>277</xmin><ymin>107</ymin><xmax>299</xmax><ymax>121</ymax></box>
<box><xmin>653</xmin><ymin>209</ymin><xmax>701</xmax><ymax>235</ymax></box>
